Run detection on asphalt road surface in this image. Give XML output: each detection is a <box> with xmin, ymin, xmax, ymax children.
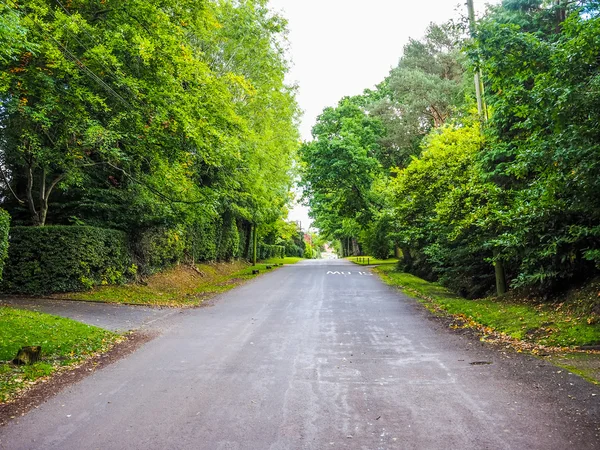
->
<box><xmin>1</xmin><ymin>297</ymin><xmax>178</xmax><ymax>332</ymax></box>
<box><xmin>1</xmin><ymin>259</ymin><xmax>599</xmax><ymax>450</ymax></box>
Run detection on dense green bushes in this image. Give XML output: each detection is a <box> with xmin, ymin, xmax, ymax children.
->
<box><xmin>131</xmin><ymin>227</ymin><xmax>186</xmax><ymax>276</ymax></box>
<box><xmin>217</xmin><ymin>216</ymin><xmax>241</xmax><ymax>261</ymax></box>
<box><xmin>0</xmin><ymin>210</ymin><xmax>10</xmax><ymax>281</ymax></box>
<box><xmin>1</xmin><ymin>219</ymin><xmax>293</xmax><ymax>294</ymax></box>
<box><xmin>259</xmin><ymin>243</ymin><xmax>285</xmax><ymax>260</ymax></box>
<box><xmin>3</xmin><ymin>226</ymin><xmax>133</xmax><ymax>294</ymax></box>
<box><xmin>302</xmin><ymin>2</ymin><xmax>600</xmax><ymax>297</ymax></box>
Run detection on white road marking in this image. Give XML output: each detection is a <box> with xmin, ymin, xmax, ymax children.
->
<box><xmin>326</xmin><ymin>271</ymin><xmax>373</xmax><ymax>276</ymax></box>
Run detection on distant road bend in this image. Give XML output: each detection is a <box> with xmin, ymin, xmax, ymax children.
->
<box><xmin>1</xmin><ymin>259</ymin><xmax>599</xmax><ymax>449</ymax></box>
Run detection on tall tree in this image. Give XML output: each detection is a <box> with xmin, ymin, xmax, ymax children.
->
<box><xmin>369</xmin><ymin>22</ymin><xmax>469</xmax><ymax>168</ymax></box>
<box><xmin>299</xmin><ymin>96</ymin><xmax>383</xmax><ymax>252</ymax></box>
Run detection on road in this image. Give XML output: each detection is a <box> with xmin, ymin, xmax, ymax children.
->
<box><xmin>1</xmin><ymin>259</ymin><xmax>599</xmax><ymax>449</ymax></box>
<box><xmin>1</xmin><ymin>297</ymin><xmax>178</xmax><ymax>332</ymax></box>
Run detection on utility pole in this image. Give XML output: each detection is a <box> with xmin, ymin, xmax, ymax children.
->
<box><xmin>252</xmin><ymin>224</ymin><xmax>257</xmax><ymax>266</ymax></box>
<box><xmin>466</xmin><ymin>0</ymin><xmax>487</xmax><ymax>122</ymax></box>
<box><xmin>466</xmin><ymin>0</ymin><xmax>506</xmax><ymax>295</ymax></box>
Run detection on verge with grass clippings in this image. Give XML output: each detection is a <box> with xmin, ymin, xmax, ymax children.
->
<box><xmin>59</xmin><ymin>257</ymin><xmax>303</xmax><ymax>307</ymax></box>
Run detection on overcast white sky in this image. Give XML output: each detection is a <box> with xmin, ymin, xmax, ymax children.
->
<box><xmin>272</xmin><ymin>0</ymin><xmax>495</xmax><ymax>228</ymax></box>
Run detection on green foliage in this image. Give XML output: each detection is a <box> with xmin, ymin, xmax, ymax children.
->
<box><xmin>0</xmin><ymin>0</ymin><xmax>299</xmax><ymax>266</ymax></box>
<box><xmin>258</xmin><ymin>243</ymin><xmax>285</xmax><ymax>260</ymax></box>
<box><xmin>360</xmin><ymin>211</ymin><xmax>394</xmax><ymax>260</ymax></box>
<box><xmin>388</xmin><ymin>121</ymin><xmax>501</xmax><ymax>297</ymax></box>
<box><xmin>217</xmin><ymin>215</ymin><xmax>241</xmax><ymax>261</ymax></box>
<box><xmin>187</xmin><ymin>217</ymin><xmax>220</xmax><ymax>263</ymax></box>
<box><xmin>0</xmin><ymin>209</ymin><xmax>10</xmax><ymax>281</ymax></box>
<box><xmin>474</xmin><ymin>1</ymin><xmax>600</xmax><ymax>291</ymax></box>
<box><xmin>132</xmin><ymin>227</ymin><xmax>186</xmax><ymax>276</ymax></box>
<box><xmin>369</xmin><ymin>22</ymin><xmax>470</xmax><ymax>168</ymax></box>
<box><xmin>3</xmin><ymin>226</ymin><xmax>131</xmax><ymax>294</ymax></box>
<box><xmin>300</xmin><ymin>96</ymin><xmax>384</xmax><ymax>251</ymax></box>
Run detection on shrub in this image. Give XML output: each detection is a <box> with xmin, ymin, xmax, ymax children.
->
<box><xmin>187</xmin><ymin>218</ymin><xmax>219</xmax><ymax>262</ymax></box>
<box><xmin>217</xmin><ymin>216</ymin><xmax>240</xmax><ymax>261</ymax></box>
<box><xmin>259</xmin><ymin>243</ymin><xmax>285</xmax><ymax>260</ymax></box>
<box><xmin>131</xmin><ymin>227</ymin><xmax>186</xmax><ymax>275</ymax></box>
<box><xmin>3</xmin><ymin>226</ymin><xmax>132</xmax><ymax>294</ymax></box>
<box><xmin>0</xmin><ymin>209</ymin><xmax>10</xmax><ymax>281</ymax></box>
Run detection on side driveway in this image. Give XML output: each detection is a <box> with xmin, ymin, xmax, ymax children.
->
<box><xmin>1</xmin><ymin>297</ymin><xmax>179</xmax><ymax>332</ymax></box>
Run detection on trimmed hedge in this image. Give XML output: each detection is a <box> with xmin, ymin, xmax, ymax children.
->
<box><xmin>259</xmin><ymin>243</ymin><xmax>285</xmax><ymax>260</ymax></box>
<box><xmin>3</xmin><ymin>226</ymin><xmax>133</xmax><ymax>294</ymax></box>
<box><xmin>217</xmin><ymin>215</ymin><xmax>240</xmax><ymax>261</ymax></box>
<box><xmin>0</xmin><ymin>209</ymin><xmax>9</xmax><ymax>281</ymax></box>
<box><xmin>131</xmin><ymin>227</ymin><xmax>186</xmax><ymax>275</ymax></box>
<box><xmin>188</xmin><ymin>218</ymin><xmax>219</xmax><ymax>262</ymax></box>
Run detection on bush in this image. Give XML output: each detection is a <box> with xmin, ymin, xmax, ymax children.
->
<box><xmin>187</xmin><ymin>218</ymin><xmax>219</xmax><ymax>262</ymax></box>
<box><xmin>0</xmin><ymin>209</ymin><xmax>10</xmax><ymax>281</ymax></box>
<box><xmin>258</xmin><ymin>243</ymin><xmax>285</xmax><ymax>260</ymax></box>
<box><xmin>217</xmin><ymin>216</ymin><xmax>240</xmax><ymax>261</ymax></box>
<box><xmin>131</xmin><ymin>226</ymin><xmax>186</xmax><ymax>275</ymax></box>
<box><xmin>3</xmin><ymin>226</ymin><xmax>132</xmax><ymax>294</ymax></box>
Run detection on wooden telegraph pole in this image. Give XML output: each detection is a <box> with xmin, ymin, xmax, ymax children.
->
<box><xmin>466</xmin><ymin>0</ymin><xmax>506</xmax><ymax>295</ymax></box>
<box><xmin>252</xmin><ymin>223</ymin><xmax>258</xmax><ymax>266</ymax></box>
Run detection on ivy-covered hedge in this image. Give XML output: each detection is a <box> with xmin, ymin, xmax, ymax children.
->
<box><xmin>3</xmin><ymin>226</ymin><xmax>133</xmax><ymax>294</ymax></box>
<box><xmin>259</xmin><ymin>243</ymin><xmax>285</xmax><ymax>260</ymax></box>
<box><xmin>131</xmin><ymin>226</ymin><xmax>186</xmax><ymax>275</ymax></box>
<box><xmin>187</xmin><ymin>218</ymin><xmax>219</xmax><ymax>262</ymax></box>
<box><xmin>217</xmin><ymin>215</ymin><xmax>240</xmax><ymax>261</ymax></box>
<box><xmin>0</xmin><ymin>209</ymin><xmax>10</xmax><ymax>281</ymax></box>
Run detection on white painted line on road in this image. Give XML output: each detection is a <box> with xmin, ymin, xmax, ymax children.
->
<box><xmin>326</xmin><ymin>271</ymin><xmax>374</xmax><ymax>276</ymax></box>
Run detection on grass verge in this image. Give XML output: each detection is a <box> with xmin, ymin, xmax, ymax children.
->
<box><xmin>60</xmin><ymin>257</ymin><xmax>304</xmax><ymax>307</ymax></box>
<box><xmin>0</xmin><ymin>307</ymin><xmax>120</xmax><ymax>403</ymax></box>
<box><xmin>375</xmin><ymin>265</ymin><xmax>600</xmax><ymax>383</ymax></box>
<box><xmin>348</xmin><ymin>256</ymin><xmax>399</xmax><ymax>266</ymax></box>
<box><xmin>375</xmin><ymin>266</ymin><xmax>600</xmax><ymax>348</ymax></box>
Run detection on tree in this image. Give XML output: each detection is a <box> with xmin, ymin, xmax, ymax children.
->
<box><xmin>299</xmin><ymin>96</ymin><xmax>384</xmax><ymax>254</ymax></box>
<box><xmin>369</xmin><ymin>22</ymin><xmax>470</xmax><ymax>168</ymax></box>
<box><xmin>0</xmin><ymin>0</ymin><xmax>299</xmax><ymax>241</ymax></box>
<box><xmin>474</xmin><ymin>0</ymin><xmax>600</xmax><ymax>290</ymax></box>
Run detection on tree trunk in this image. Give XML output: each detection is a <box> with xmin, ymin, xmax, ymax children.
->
<box><xmin>24</xmin><ymin>164</ymin><xmax>64</xmax><ymax>227</ymax></box>
<box><xmin>351</xmin><ymin>238</ymin><xmax>360</xmax><ymax>256</ymax></box>
<box><xmin>252</xmin><ymin>224</ymin><xmax>257</xmax><ymax>266</ymax></box>
<box><xmin>25</xmin><ymin>162</ymin><xmax>40</xmax><ymax>225</ymax></box>
<box><xmin>493</xmin><ymin>249</ymin><xmax>507</xmax><ymax>296</ymax></box>
<box><xmin>400</xmin><ymin>246</ymin><xmax>413</xmax><ymax>270</ymax></box>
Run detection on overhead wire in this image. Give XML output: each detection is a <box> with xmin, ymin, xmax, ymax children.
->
<box><xmin>0</xmin><ymin>0</ymin><xmax>219</xmax><ymax>205</ymax></box>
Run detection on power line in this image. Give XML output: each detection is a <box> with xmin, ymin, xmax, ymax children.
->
<box><xmin>52</xmin><ymin>0</ymin><xmax>143</xmax><ymax>105</ymax></box>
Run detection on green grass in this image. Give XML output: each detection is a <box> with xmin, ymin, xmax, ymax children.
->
<box><xmin>0</xmin><ymin>307</ymin><xmax>119</xmax><ymax>402</ymax></box>
<box><xmin>375</xmin><ymin>265</ymin><xmax>600</xmax><ymax>349</ymax></box>
<box><xmin>348</xmin><ymin>255</ymin><xmax>399</xmax><ymax>266</ymax></box>
<box><xmin>546</xmin><ymin>353</ymin><xmax>600</xmax><ymax>385</ymax></box>
<box><xmin>61</xmin><ymin>257</ymin><xmax>304</xmax><ymax>307</ymax></box>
